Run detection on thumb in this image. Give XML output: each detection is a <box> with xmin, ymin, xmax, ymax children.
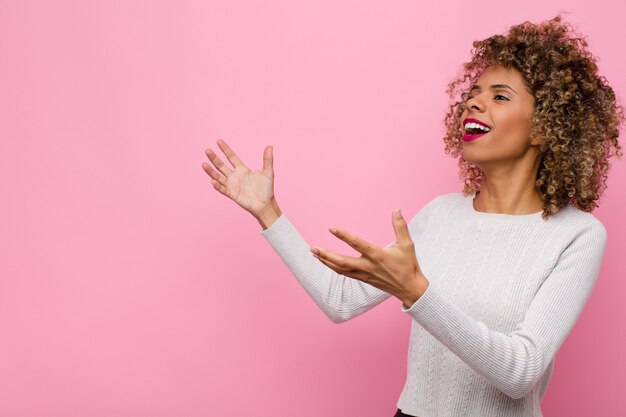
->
<box><xmin>262</xmin><ymin>145</ymin><xmax>273</xmax><ymax>174</ymax></box>
<box><xmin>392</xmin><ymin>208</ymin><xmax>411</xmax><ymax>242</ymax></box>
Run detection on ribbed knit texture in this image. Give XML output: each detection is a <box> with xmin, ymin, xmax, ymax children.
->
<box><xmin>259</xmin><ymin>191</ymin><xmax>607</xmax><ymax>417</ymax></box>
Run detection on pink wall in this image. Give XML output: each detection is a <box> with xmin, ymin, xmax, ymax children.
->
<box><xmin>1</xmin><ymin>1</ymin><xmax>624</xmax><ymax>416</ymax></box>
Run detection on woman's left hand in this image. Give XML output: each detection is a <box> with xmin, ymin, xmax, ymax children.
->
<box><xmin>309</xmin><ymin>209</ymin><xmax>429</xmax><ymax>309</ymax></box>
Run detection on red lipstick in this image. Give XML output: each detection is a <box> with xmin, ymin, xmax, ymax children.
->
<box><xmin>462</xmin><ymin>118</ymin><xmax>492</xmax><ymax>142</ymax></box>
<box><xmin>463</xmin><ymin>132</ymin><xmax>489</xmax><ymax>142</ymax></box>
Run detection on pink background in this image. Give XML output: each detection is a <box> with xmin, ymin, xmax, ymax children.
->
<box><xmin>1</xmin><ymin>1</ymin><xmax>624</xmax><ymax>416</ymax></box>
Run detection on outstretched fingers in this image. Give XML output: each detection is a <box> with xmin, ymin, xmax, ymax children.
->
<box><xmin>217</xmin><ymin>139</ymin><xmax>247</xmax><ymax>170</ymax></box>
<box><xmin>328</xmin><ymin>226</ymin><xmax>378</xmax><ymax>258</ymax></box>
<box><xmin>311</xmin><ymin>246</ymin><xmax>359</xmax><ymax>271</ymax></box>
<box><xmin>392</xmin><ymin>209</ymin><xmax>413</xmax><ymax>246</ymax></box>
<box><xmin>204</xmin><ymin>146</ymin><xmax>233</xmax><ymax>177</ymax></box>
<box><xmin>202</xmin><ymin>162</ymin><xmax>228</xmax><ymax>193</ymax></box>
<box><xmin>311</xmin><ymin>247</ymin><xmax>372</xmax><ymax>282</ymax></box>
<box><xmin>262</xmin><ymin>145</ymin><xmax>274</xmax><ymax>175</ymax></box>
<box><xmin>202</xmin><ymin>161</ymin><xmax>227</xmax><ymax>184</ymax></box>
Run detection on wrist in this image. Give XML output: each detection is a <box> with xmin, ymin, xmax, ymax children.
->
<box><xmin>402</xmin><ymin>275</ymin><xmax>429</xmax><ymax>309</ymax></box>
<box><xmin>257</xmin><ymin>200</ymin><xmax>282</xmax><ymax>230</ymax></box>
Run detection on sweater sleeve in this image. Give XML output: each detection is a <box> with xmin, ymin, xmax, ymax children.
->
<box><xmin>401</xmin><ymin>219</ymin><xmax>608</xmax><ymax>400</ymax></box>
<box><xmin>259</xmin><ymin>213</ymin><xmax>391</xmax><ymax>322</ymax></box>
<box><xmin>259</xmin><ymin>197</ymin><xmax>440</xmax><ymax>323</ymax></box>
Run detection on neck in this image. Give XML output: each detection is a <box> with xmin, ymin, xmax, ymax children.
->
<box><xmin>471</xmin><ymin>149</ymin><xmax>544</xmax><ymax>215</ymax></box>
<box><xmin>473</xmin><ymin>184</ymin><xmax>543</xmax><ymax>215</ymax></box>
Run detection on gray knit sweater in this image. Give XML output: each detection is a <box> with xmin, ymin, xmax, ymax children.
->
<box><xmin>259</xmin><ymin>191</ymin><xmax>607</xmax><ymax>417</ymax></box>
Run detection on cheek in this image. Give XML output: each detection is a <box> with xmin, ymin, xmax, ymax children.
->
<box><xmin>515</xmin><ymin>116</ymin><xmax>534</xmax><ymax>138</ymax></box>
<box><xmin>496</xmin><ymin>113</ymin><xmax>532</xmax><ymax>136</ymax></box>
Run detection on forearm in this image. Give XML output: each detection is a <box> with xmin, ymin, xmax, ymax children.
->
<box><xmin>260</xmin><ymin>213</ymin><xmax>391</xmax><ymax>323</ymax></box>
<box><xmin>403</xmin><ymin>283</ymin><xmax>543</xmax><ymax>399</ymax></box>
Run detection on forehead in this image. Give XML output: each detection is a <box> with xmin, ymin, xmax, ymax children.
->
<box><xmin>474</xmin><ymin>65</ymin><xmax>527</xmax><ymax>90</ymax></box>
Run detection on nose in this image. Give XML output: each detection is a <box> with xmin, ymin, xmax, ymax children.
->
<box><xmin>466</xmin><ymin>94</ymin><xmax>483</xmax><ymax>112</ymax></box>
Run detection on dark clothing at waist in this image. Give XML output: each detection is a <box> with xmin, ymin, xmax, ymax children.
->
<box><xmin>394</xmin><ymin>409</ymin><xmax>416</xmax><ymax>417</ymax></box>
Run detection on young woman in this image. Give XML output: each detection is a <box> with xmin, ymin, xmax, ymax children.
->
<box><xmin>202</xmin><ymin>15</ymin><xmax>623</xmax><ymax>417</ymax></box>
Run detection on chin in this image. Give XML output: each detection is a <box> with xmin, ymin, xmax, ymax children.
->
<box><xmin>461</xmin><ymin>147</ymin><xmax>476</xmax><ymax>160</ymax></box>
<box><xmin>461</xmin><ymin>150</ymin><xmax>487</xmax><ymax>167</ymax></box>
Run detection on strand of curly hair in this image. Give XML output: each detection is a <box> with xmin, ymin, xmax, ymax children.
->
<box><xmin>442</xmin><ymin>14</ymin><xmax>624</xmax><ymax>220</ymax></box>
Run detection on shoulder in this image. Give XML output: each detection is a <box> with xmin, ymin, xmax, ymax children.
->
<box><xmin>413</xmin><ymin>191</ymin><xmax>460</xmax><ymax>214</ymax></box>
<box><xmin>431</xmin><ymin>191</ymin><xmax>467</xmax><ymax>206</ymax></box>
<box><xmin>555</xmin><ymin>205</ymin><xmax>607</xmax><ymax>240</ymax></box>
<box><xmin>549</xmin><ymin>204</ymin><xmax>607</xmax><ymax>236</ymax></box>
<box><xmin>545</xmin><ymin>206</ymin><xmax>608</xmax><ymax>258</ymax></box>
<box><xmin>421</xmin><ymin>191</ymin><xmax>469</xmax><ymax>216</ymax></box>
<box><xmin>416</xmin><ymin>191</ymin><xmax>467</xmax><ymax>209</ymax></box>
<box><xmin>407</xmin><ymin>191</ymin><xmax>466</xmax><ymax>228</ymax></box>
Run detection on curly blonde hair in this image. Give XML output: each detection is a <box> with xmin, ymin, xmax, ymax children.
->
<box><xmin>443</xmin><ymin>15</ymin><xmax>624</xmax><ymax>220</ymax></box>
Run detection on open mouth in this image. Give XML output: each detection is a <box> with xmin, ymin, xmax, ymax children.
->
<box><xmin>463</xmin><ymin>131</ymin><xmax>490</xmax><ymax>141</ymax></box>
<box><xmin>463</xmin><ymin>121</ymin><xmax>492</xmax><ymax>142</ymax></box>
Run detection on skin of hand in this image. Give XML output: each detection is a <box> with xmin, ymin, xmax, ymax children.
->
<box><xmin>202</xmin><ymin>138</ymin><xmax>278</xmax><ymax>219</ymax></box>
<box><xmin>310</xmin><ymin>209</ymin><xmax>430</xmax><ymax>309</ymax></box>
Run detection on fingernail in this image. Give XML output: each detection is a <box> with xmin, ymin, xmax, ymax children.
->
<box><xmin>394</xmin><ymin>208</ymin><xmax>402</xmax><ymax>218</ymax></box>
<box><xmin>329</xmin><ymin>226</ymin><xmax>337</xmax><ymax>234</ymax></box>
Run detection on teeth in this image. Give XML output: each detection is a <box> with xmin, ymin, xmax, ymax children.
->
<box><xmin>464</xmin><ymin>122</ymin><xmax>491</xmax><ymax>132</ymax></box>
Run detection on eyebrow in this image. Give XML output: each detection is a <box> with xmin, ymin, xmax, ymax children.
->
<box><xmin>469</xmin><ymin>84</ymin><xmax>518</xmax><ymax>95</ymax></box>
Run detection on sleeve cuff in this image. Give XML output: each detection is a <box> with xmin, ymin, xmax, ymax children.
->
<box><xmin>259</xmin><ymin>212</ymin><xmax>289</xmax><ymax>239</ymax></box>
<box><xmin>401</xmin><ymin>280</ymin><xmax>435</xmax><ymax>313</ymax></box>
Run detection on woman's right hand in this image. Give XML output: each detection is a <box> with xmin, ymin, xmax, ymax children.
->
<box><xmin>202</xmin><ymin>139</ymin><xmax>280</xmax><ymax>223</ymax></box>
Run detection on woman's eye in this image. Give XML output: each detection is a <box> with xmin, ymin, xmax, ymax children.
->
<box><xmin>464</xmin><ymin>94</ymin><xmax>509</xmax><ymax>103</ymax></box>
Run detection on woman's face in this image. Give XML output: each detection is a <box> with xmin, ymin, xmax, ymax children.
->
<box><xmin>460</xmin><ymin>65</ymin><xmax>538</xmax><ymax>167</ymax></box>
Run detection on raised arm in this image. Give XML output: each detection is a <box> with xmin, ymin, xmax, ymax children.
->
<box><xmin>258</xmin><ymin>194</ymin><xmax>442</xmax><ymax>323</ymax></box>
<box><xmin>260</xmin><ymin>211</ymin><xmax>393</xmax><ymax>323</ymax></box>
<box><xmin>202</xmin><ymin>139</ymin><xmax>434</xmax><ymax>323</ymax></box>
